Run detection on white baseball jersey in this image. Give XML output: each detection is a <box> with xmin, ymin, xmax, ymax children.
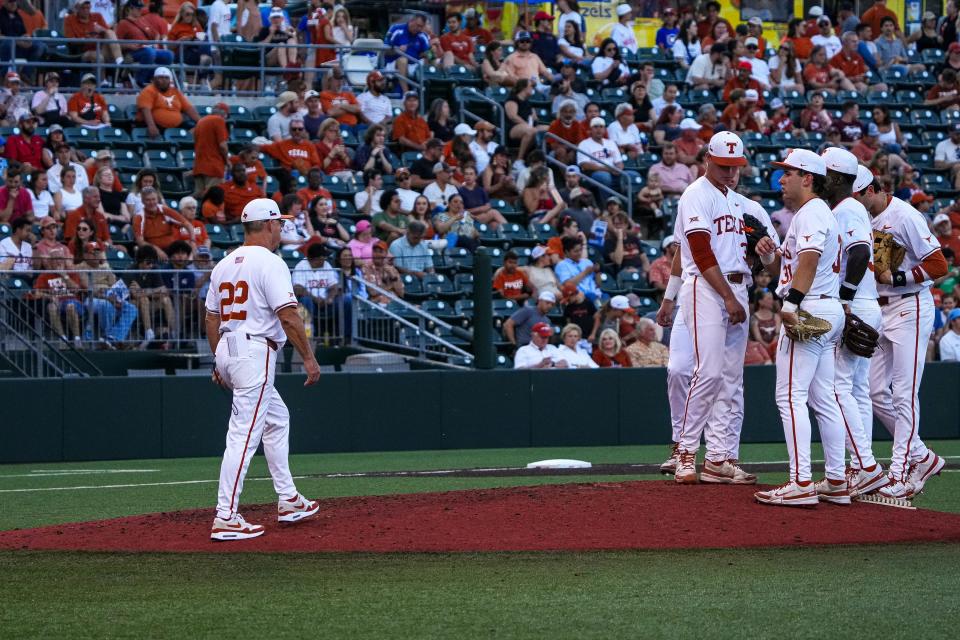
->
<box><xmin>676</xmin><ymin>176</ymin><xmax>752</xmax><ymax>280</ymax></box>
<box><xmin>833</xmin><ymin>197</ymin><xmax>878</xmax><ymax>300</ymax></box>
<box><xmin>205</xmin><ymin>245</ymin><xmax>299</xmax><ymax>347</ymax></box>
<box><xmin>871</xmin><ymin>196</ymin><xmax>942</xmax><ymax>297</ymax></box>
<box><xmin>776</xmin><ymin>197</ymin><xmax>841</xmax><ymax>299</ymax></box>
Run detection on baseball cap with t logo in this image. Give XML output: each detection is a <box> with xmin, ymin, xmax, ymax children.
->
<box><xmin>706</xmin><ymin>131</ymin><xmax>748</xmax><ymax>167</ymax></box>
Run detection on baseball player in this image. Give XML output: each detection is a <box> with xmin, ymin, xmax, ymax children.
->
<box><xmin>205</xmin><ymin>198</ymin><xmax>323</xmax><ymax>541</ymax></box>
<box><xmin>755</xmin><ymin>149</ymin><xmax>847</xmax><ymax>507</ymax></box>
<box><xmin>668</xmin><ymin>131</ymin><xmax>778</xmax><ymax>484</ymax></box>
<box><xmin>819</xmin><ymin>153</ymin><xmax>887</xmax><ymax>499</ymax></box>
<box><xmin>852</xmin><ymin>171</ymin><xmax>949</xmax><ymax>498</ymax></box>
<box><xmin>658</xmin><ymin>199</ymin><xmax>780</xmax><ymax>479</ymax></box>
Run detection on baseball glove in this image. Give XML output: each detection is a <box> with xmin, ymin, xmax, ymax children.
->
<box><xmin>785</xmin><ymin>310</ymin><xmax>832</xmax><ymax>342</ymax></box>
<box><xmin>873</xmin><ymin>230</ymin><xmax>906</xmax><ymax>274</ymax></box>
<box><xmin>841</xmin><ymin>312</ymin><xmax>880</xmax><ymax>358</ymax></box>
<box><xmin>742</xmin><ymin>213</ymin><xmax>769</xmax><ymax>257</ymax></box>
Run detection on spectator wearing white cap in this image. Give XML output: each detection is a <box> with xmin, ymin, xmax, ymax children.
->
<box><xmin>802</xmin><ymin>5</ymin><xmax>824</xmax><ymax>38</ymax></box>
<box><xmin>514</xmin><ymin>321</ymin><xmax>562</xmax><ymax>368</ymax></box>
<box><xmin>932</xmin><ymin>213</ymin><xmax>960</xmax><ymax>257</ymax></box>
<box><xmin>256</xmin><ymin>7</ymin><xmax>299</xmax><ymax>72</ymax></box>
<box><xmin>523</xmin><ymin>245</ymin><xmax>561</xmax><ymax>299</ymax></box>
<box><xmin>609</xmin><ymin>3</ymin><xmax>638</xmax><ymax>54</ymax></box>
<box><xmin>115</xmin><ymin>0</ymin><xmax>175</xmax><ymax>86</ymax></box>
<box><xmin>136</xmin><ymin>67</ymin><xmax>200</xmax><ymax>138</ymax></box>
<box><xmin>674</xmin><ymin>118</ymin><xmax>704</xmax><ymax>166</ymax></box>
<box><xmin>648</xmin><ymin>235</ymin><xmax>678</xmax><ymax>292</ymax></box>
<box><xmin>606</xmin><ymin>103</ymin><xmax>645</xmax><ymax>160</ymax></box>
<box><xmin>576</xmin><ymin>117</ymin><xmax>625</xmax><ymax>194</ymax></box>
<box><xmin>811</xmin><ymin>16</ymin><xmax>842</xmax><ymax>59</ymax></box>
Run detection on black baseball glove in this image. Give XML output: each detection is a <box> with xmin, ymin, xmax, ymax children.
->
<box><xmin>841</xmin><ymin>312</ymin><xmax>880</xmax><ymax>358</ymax></box>
<box><xmin>742</xmin><ymin>213</ymin><xmax>769</xmax><ymax>258</ymax></box>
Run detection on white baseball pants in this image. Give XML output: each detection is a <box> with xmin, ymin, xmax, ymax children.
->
<box><xmin>833</xmin><ymin>299</ymin><xmax>882</xmax><ymax>470</ymax></box>
<box><xmin>667</xmin><ymin>305</ymin><xmax>748</xmax><ymax>460</ymax></box>
<box><xmin>869</xmin><ymin>289</ymin><xmax>933</xmax><ymax>480</ymax></box>
<box><xmin>775</xmin><ymin>297</ymin><xmax>847</xmax><ymax>482</ymax></box>
<box><xmin>677</xmin><ymin>276</ymin><xmax>749</xmax><ymax>462</ymax></box>
<box><xmin>215</xmin><ymin>334</ymin><xmax>298</xmax><ymax>520</ymax></box>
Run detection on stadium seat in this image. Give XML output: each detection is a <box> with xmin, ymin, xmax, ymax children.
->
<box><xmin>163</xmin><ymin>128</ymin><xmax>193</xmax><ymax>148</ymax></box>
<box><xmin>491</xmin><ymin>298</ymin><xmax>518</xmax><ymax>319</ymax></box>
<box><xmin>206</xmin><ymin>224</ymin><xmax>234</xmax><ymax>248</ymax></box>
<box><xmin>453</xmin><ymin>273</ymin><xmax>474</xmax><ymax>297</ymax></box>
<box><xmin>146</xmin><ymin>150</ymin><xmax>180</xmax><ymax>170</ymax></box>
<box><xmin>445</xmin><ymin>247</ymin><xmax>474</xmax><ymax>271</ymax></box>
<box><xmin>113</xmin><ymin>150</ymin><xmax>143</xmax><ymax>171</ymax></box>
<box><xmin>422</xmin><ymin>273</ymin><xmax>463</xmax><ymax>301</ymax></box>
<box><xmin>501</xmin><ymin>223</ymin><xmax>536</xmax><ymax>247</ymax></box>
<box><xmin>401</xmin><ymin>274</ymin><xmax>428</xmax><ymax>302</ymax></box>
<box><xmin>108</xmin><ymin>224</ymin><xmax>133</xmax><ymax>244</ymax></box>
<box><xmin>105</xmin><ymin>247</ymin><xmax>132</xmax><ymax>269</ymax></box>
<box><xmin>477</xmin><ymin>224</ymin><xmax>506</xmax><ymax>248</ymax></box>
<box><xmin>280</xmin><ymin>248</ymin><xmax>304</xmax><ymax>268</ymax></box>
<box><xmin>598</xmin><ymin>272</ymin><xmax>626</xmax><ymax>296</ymax></box>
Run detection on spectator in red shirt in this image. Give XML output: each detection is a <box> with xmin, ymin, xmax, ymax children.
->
<box><xmin>63</xmin><ymin>0</ymin><xmax>124</xmax><ymax>66</ymax></box>
<box><xmin>0</xmin><ymin>168</ymin><xmax>33</xmax><ymax>223</ymax></box>
<box><xmin>220</xmin><ymin>163</ymin><xmax>265</xmax><ymax>223</ymax></box>
<box><xmin>547</xmin><ymin>99</ymin><xmax>584</xmax><ymax>166</ymax></box>
<box><xmin>648</xmin><ymin>235</ymin><xmax>677</xmax><ymax>292</ymax></box>
<box><xmin>318</xmin><ymin>67</ymin><xmax>361</xmax><ymax>127</ymax></box>
<box><xmin>64</xmin><ymin>187</ymin><xmax>111</xmax><ymax>244</ymax></box>
<box><xmin>722</xmin><ymin>61</ymin><xmax>765</xmax><ymax>107</ymax></box>
<box><xmin>925</xmin><ymin>69</ymin><xmax>960</xmax><ymax>110</ymax></box>
<box><xmin>493</xmin><ymin>250</ymin><xmax>532</xmax><ymax>301</ymax></box>
<box><xmin>696</xmin><ymin>1</ymin><xmax>732</xmax><ymax>41</ymax></box>
<box><xmin>315</xmin><ymin>118</ymin><xmax>353</xmax><ymax>180</ymax></box>
<box><xmin>4</xmin><ymin>112</ymin><xmax>44</xmax><ymax>173</ymax></box>
<box><xmin>67</xmin><ymin>74</ymin><xmax>111</xmax><ymax>128</ymax></box>
<box><xmin>440</xmin><ymin>12</ymin><xmax>476</xmax><ymax>71</ymax></box>
<box><xmin>115</xmin><ymin>0</ymin><xmax>175</xmax><ymax>86</ymax></box>
<box><xmin>392</xmin><ymin>91</ymin><xmax>431</xmax><ymax>152</ymax></box>
<box><xmin>804</xmin><ymin>45</ymin><xmax>855</xmax><ymax>94</ymax></box>
<box><xmin>463</xmin><ymin>9</ymin><xmax>492</xmax><ymax>45</ymax></box>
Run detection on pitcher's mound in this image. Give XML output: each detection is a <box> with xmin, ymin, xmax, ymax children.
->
<box><xmin>3</xmin><ymin>481</ymin><xmax>960</xmax><ymax>553</ymax></box>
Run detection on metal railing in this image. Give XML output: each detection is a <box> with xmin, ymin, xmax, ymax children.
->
<box><xmin>4</xmin><ymin>36</ymin><xmax>425</xmax><ymax>102</ymax></box>
<box><xmin>542</xmin><ymin>132</ymin><xmax>635</xmax><ymax>220</ymax></box>
<box><xmin>455</xmin><ymin>87</ymin><xmax>507</xmax><ymax>147</ymax></box>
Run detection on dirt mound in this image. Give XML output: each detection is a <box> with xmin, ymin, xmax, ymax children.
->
<box><xmin>3</xmin><ymin>481</ymin><xmax>960</xmax><ymax>553</ymax></box>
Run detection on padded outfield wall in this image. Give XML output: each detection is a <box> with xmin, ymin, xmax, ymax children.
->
<box><xmin>1</xmin><ymin>363</ymin><xmax>958</xmax><ymax>463</ymax></box>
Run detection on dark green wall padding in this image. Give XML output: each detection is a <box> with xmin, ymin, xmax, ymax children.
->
<box><xmin>2</xmin><ymin>364</ymin><xmax>958</xmax><ymax>463</ymax></box>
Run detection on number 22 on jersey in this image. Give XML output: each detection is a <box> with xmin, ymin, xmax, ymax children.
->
<box><xmin>219</xmin><ymin>281</ymin><xmax>249</xmax><ymax>320</ymax></box>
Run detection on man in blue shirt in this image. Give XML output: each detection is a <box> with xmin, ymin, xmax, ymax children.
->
<box><xmin>531</xmin><ymin>11</ymin><xmax>561</xmax><ymax>71</ymax></box>
<box><xmin>554</xmin><ymin>236</ymin><xmax>601</xmax><ymax>302</ymax></box>
<box><xmin>389</xmin><ymin>220</ymin><xmax>434</xmax><ymax>278</ymax></box>
<box><xmin>385</xmin><ymin>13</ymin><xmax>431</xmax><ymax>92</ymax></box>
<box><xmin>655</xmin><ymin>8</ymin><xmax>679</xmax><ymax>52</ymax></box>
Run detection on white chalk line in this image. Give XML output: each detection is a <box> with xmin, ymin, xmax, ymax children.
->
<box><xmin>0</xmin><ymin>457</ymin><xmax>956</xmax><ymax>494</ymax></box>
<box><xmin>0</xmin><ymin>469</ymin><xmax>159</xmax><ymax>479</ymax></box>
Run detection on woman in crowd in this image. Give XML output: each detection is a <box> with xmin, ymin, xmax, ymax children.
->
<box><xmin>803</xmin><ymin>45</ymin><xmax>854</xmax><ymax>94</ymax></box>
<box><xmin>482</xmin><ymin>40</ymin><xmax>510</xmax><ymax>87</ymax></box>
<box><xmin>592</xmin><ymin>328</ymin><xmax>632</xmax><ymax>367</ymax></box>
<box><xmin>408</xmin><ymin>194</ymin><xmax>443</xmax><ymax>249</ymax></box>
<box><xmin>547</xmin><ymin>215</ymin><xmax>586</xmax><ymax>263</ymax></box>
<box><xmin>41</xmin><ymin>125</ymin><xmax>76</xmax><ymax>168</ymax></box>
<box><xmin>347</xmin><ymin>219</ymin><xmax>378</xmax><ymax>263</ymax></box>
<box><xmin>521</xmin><ymin>166</ymin><xmax>565</xmax><ymax>225</ymax></box>
<box><xmin>427</xmin><ymin>98</ymin><xmax>456</xmax><ymax>142</ymax></box>
<box><xmin>93</xmin><ymin>167</ymin><xmax>129</xmax><ymax>227</ymax></box>
<box><xmin>168</xmin><ymin>2</ymin><xmax>213</xmax><ymax>69</ymax></box>
<box><xmin>553</xmin><ymin>323</ymin><xmax>598</xmax><ymax>368</ymax></box>
<box><xmin>459</xmin><ymin>164</ymin><xmax>506</xmax><ymax>228</ymax></box>
<box><xmin>70</xmin><ymin>218</ymin><xmax>97</xmax><ymax>261</ymax></box>
<box><xmin>556</xmin><ymin>0</ymin><xmax>585</xmax><ymax>40</ymax></box>
<box><xmin>353</xmin><ymin>124</ymin><xmax>397</xmax><ymax>174</ymax></box>
<box><xmin>54</xmin><ymin>166</ymin><xmax>83</xmax><ymax>213</ymax></box>
<box><xmin>652</xmin><ymin>104</ymin><xmax>683</xmax><ymax>145</ymax></box>
<box><xmin>433</xmin><ymin>193</ymin><xmax>479</xmax><ymax>251</ymax></box>
<box><xmin>483</xmin><ymin>145</ymin><xmax>520</xmax><ymax>201</ymax></box>
<box><xmin>336</xmin><ymin>246</ymin><xmax>368</xmax><ymax>301</ymax></box>
<box><xmin>799</xmin><ymin>91</ymin><xmax>832</xmax><ymax>132</ymax></box>
<box><xmin>629</xmin><ymin>80</ymin><xmax>654</xmax><ymax>130</ymax></box>
<box><xmin>28</xmin><ymin>169</ymin><xmax>56</xmax><ymax>220</ymax></box>
<box><xmin>505</xmin><ymin>79</ymin><xmax>546</xmax><ymax>162</ymax></box>
<box><xmin>781</xmin><ymin>17</ymin><xmax>813</xmax><ymax>60</ymax></box>
<box><xmin>445</xmin><ymin>126</ymin><xmax>476</xmax><ymax>169</ymax></box>
<box><xmin>608</xmin><ymin>103</ymin><xmax>645</xmax><ymax>159</ymax></box>
<box><xmin>588</xmin><ymin>296</ymin><xmax>631</xmax><ymax>344</ymax></box>
<box><xmin>750</xmin><ymin>288</ymin><xmax>781</xmax><ymax>359</ymax></box>
<box><xmin>31</xmin><ymin>73</ymin><xmax>69</xmax><ymax>127</ymax></box>
<box><xmin>592</xmin><ymin>37</ymin><xmax>632</xmax><ymax>87</ymax></box>
<box><xmin>872</xmin><ymin>105</ymin><xmax>905</xmax><ymax>151</ymax></box>
<box><xmin>315</xmin><ymin>119</ymin><xmax>354</xmax><ymax>181</ymax></box>
<box><xmin>256</xmin><ymin>5</ymin><xmax>299</xmax><ymax>71</ymax></box>
<box><xmin>769</xmin><ymin>42</ymin><xmax>804</xmax><ymax>93</ymax></box>
<box><xmin>331</xmin><ymin>5</ymin><xmax>356</xmax><ymax>46</ymax></box>
<box><xmin>907</xmin><ymin>12</ymin><xmax>943</xmax><ymax>52</ymax></box>
<box><xmin>558</xmin><ymin>20</ymin><xmax>590</xmax><ymax>66</ymax></box>
<box><xmin>672</xmin><ymin>18</ymin><xmax>700</xmax><ymax>70</ymax></box>
<box><xmin>235</xmin><ymin>0</ymin><xmax>262</xmax><ymax>41</ymax></box>
<box><xmin>701</xmin><ymin>20</ymin><xmax>730</xmax><ymax>50</ymax></box>
<box><xmin>309</xmin><ymin>196</ymin><xmax>349</xmax><ymax>249</ymax></box>
<box><xmin>125</xmin><ymin>169</ymin><xmax>163</xmax><ymax>218</ymax></box>
<box><xmin>279</xmin><ymin>193</ymin><xmax>314</xmax><ymax>250</ymax></box>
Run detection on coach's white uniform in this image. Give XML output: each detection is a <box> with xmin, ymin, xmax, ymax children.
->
<box><xmin>675</xmin><ymin>176</ymin><xmax>751</xmax><ymax>461</ymax></box>
<box><xmin>206</xmin><ymin>244</ymin><xmax>302</xmax><ymax>521</ymax></box>
<box><xmin>832</xmin><ymin>196</ymin><xmax>881</xmax><ymax>470</ymax></box>
<box><xmin>775</xmin><ymin>195</ymin><xmax>847</xmax><ymax>482</ymax></box>
<box><xmin>869</xmin><ymin>196</ymin><xmax>941</xmax><ymax>480</ymax></box>
<box><xmin>668</xmin><ymin>199</ymin><xmax>778</xmax><ymax>461</ymax></box>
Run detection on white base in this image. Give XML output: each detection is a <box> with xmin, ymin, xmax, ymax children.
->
<box><xmin>526</xmin><ymin>459</ymin><xmax>592</xmax><ymax>470</ymax></box>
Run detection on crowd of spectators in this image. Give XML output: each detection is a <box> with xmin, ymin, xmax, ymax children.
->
<box><xmin>2</xmin><ymin>1</ymin><xmax>960</xmax><ymax>363</ymax></box>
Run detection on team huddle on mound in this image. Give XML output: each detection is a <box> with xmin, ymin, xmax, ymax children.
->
<box><xmin>655</xmin><ymin>131</ymin><xmax>948</xmax><ymax>507</ymax></box>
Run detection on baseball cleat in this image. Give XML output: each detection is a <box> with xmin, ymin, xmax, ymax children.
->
<box><xmin>701</xmin><ymin>459</ymin><xmax>758</xmax><ymax>485</ymax></box>
<box><xmin>904</xmin><ymin>452</ymin><xmax>945</xmax><ymax>497</ymax></box>
<box><xmin>754</xmin><ymin>481</ymin><xmax>819</xmax><ymax>507</ymax></box>
<box><xmin>660</xmin><ymin>443</ymin><xmax>680</xmax><ymax>475</ymax></box>
<box><xmin>814</xmin><ymin>478</ymin><xmax>852</xmax><ymax>505</ymax></box>
<box><xmin>847</xmin><ymin>464</ymin><xmax>887</xmax><ymax>498</ymax></box>
<box><xmin>211</xmin><ymin>513</ymin><xmax>265</xmax><ymax>541</ymax></box>
<box><xmin>674</xmin><ymin>450</ymin><xmax>699</xmax><ymax>484</ymax></box>
<box><xmin>728</xmin><ymin>460</ymin><xmax>757</xmax><ymax>484</ymax></box>
<box><xmin>876</xmin><ymin>475</ymin><xmax>909</xmax><ymax>499</ymax></box>
<box><xmin>278</xmin><ymin>493</ymin><xmax>320</xmax><ymax>523</ymax></box>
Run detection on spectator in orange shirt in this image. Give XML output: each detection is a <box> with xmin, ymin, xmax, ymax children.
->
<box><xmin>696</xmin><ymin>1</ymin><xmax>732</xmax><ymax>41</ymax></box>
<box><xmin>228</xmin><ymin>145</ymin><xmax>268</xmax><ymax>188</ymax></box>
<box><xmin>720</xmin><ymin>89</ymin><xmax>762</xmax><ymax>133</ymax></box>
<box><xmin>191</xmin><ymin>102</ymin><xmax>229</xmax><ymax>197</ymax></box>
<box><xmin>547</xmin><ymin>99</ymin><xmax>584</xmax><ymax>166</ymax></box>
<box><xmin>392</xmin><ymin>91</ymin><xmax>431</xmax><ymax>152</ymax></box>
<box><xmin>17</xmin><ymin>0</ymin><xmax>45</xmax><ymax>35</ymax></box>
<box><xmin>315</xmin><ymin>118</ymin><xmax>354</xmax><ymax>181</ymax></box>
<box><xmin>67</xmin><ymin>74</ymin><xmax>111</xmax><ymax>128</ymax></box>
<box><xmin>64</xmin><ymin>187</ymin><xmax>111</xmax><ymax>245</ymax></box>
<box><xmin>132</xmin><ymin>187</ymin><xmax>192</xmax><ymax>258</ymax></box>
<box><xmin>722</xmin><ymin>61</ymin><xmax>765</xmax><ymax>107</ymax></box>
<box><xmin>256</xmin><ymin>116</ymin><xmax>321</xmax><ymax>175</ymax></box>
<box><xmin>200</xmin><ymin>186</ymin><xmax>226</xmax><ymax>223</ymax></box>
<box><xmin>220</xmin><ymin>164</ymin><xmax>265</xmax><ymax>223</ymax></box>
<box><xmin>167</xmin><ymin>2</ymin><xmax>212</xmax><ymax>68</ymax></box>
<box><xmin>296</xmin><ymin>167</ymin><xmax>333</xmax><ymax>208</ymax></box>
<box><xmin>493</xmin><ymin>250</ymin><xmax>532</xmax><ymax>302</ymax></box>
<box><xmin>830</xmin><ymin>32</ymin><xmax>886</xmax><ymax>95</ymax></box>
<box><xmin>439</xmin><ymin>12</ymin><xmax>476</xmax><ymax>71</ymax></box>
<box><xmin>803</xmin><ymin>45</ymin><xmax>855</xmax><ymax>94</ymax></box>
<box><xmin>861</xmin><ymin>0</ymin><xmax>898</xmax><ymax>41</ymax></box>
<box><xmin>64</xmin><ymin>0</ymin><xmax>124</xmax><ymax>66</ymax></box>
<box><xmin>136</xmin><ymin>67</ymin><xmax>201</xmax><ymax>137</ymax></box>
<box><xmin>319</xmin><ymin>67</ymin><xmax>361</xmax><ymax>127</ymax></box>
<box><xmin>175</xmin><ymin>195</ymin><xmax>210</xmax><ymax>248</ymax></box>
<box><xmin>115</xmin><ymin>0</ymin><xmax>175</xmax><ymax>86</ymax></box>
<box><xmin>782</xmin><ymin>18</ymin><xmax>814</xmax><ymax>60</ymax></box>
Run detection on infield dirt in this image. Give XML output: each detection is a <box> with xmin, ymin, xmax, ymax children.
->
<box><xmin>2</xmin><ymin>481</ymin><xmax>959</xmax><ymax>553</ymax></box>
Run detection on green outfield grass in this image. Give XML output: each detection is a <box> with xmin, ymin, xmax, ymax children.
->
<box><xmin>1</xmin><ymin>441</ymin><xmax>958</xmax><ymax>639</ymax></box>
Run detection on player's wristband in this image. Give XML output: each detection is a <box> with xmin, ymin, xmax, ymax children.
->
<box><xmin>664</xmin><ymin>275</ymin><xmax>682</xmax><ymax>302</ymax></box>
<box><xmin>785</xmin><ymin>287</ymin><xmax>805</xmax><ymax>306</ymax></box>
<box><xmin>839</xmin><ymin>282</ymin><xmax>857</xmax><ymax>302</ymax></box>
<box><xmin>781</xmin><ymin>301</ymin><xmax>798</xmax><ymax>314</ymax></box>
<box><xmin>892</xmin><ymin>271</ymin><xmax>907</xmax><ymax>287</ymax></box>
